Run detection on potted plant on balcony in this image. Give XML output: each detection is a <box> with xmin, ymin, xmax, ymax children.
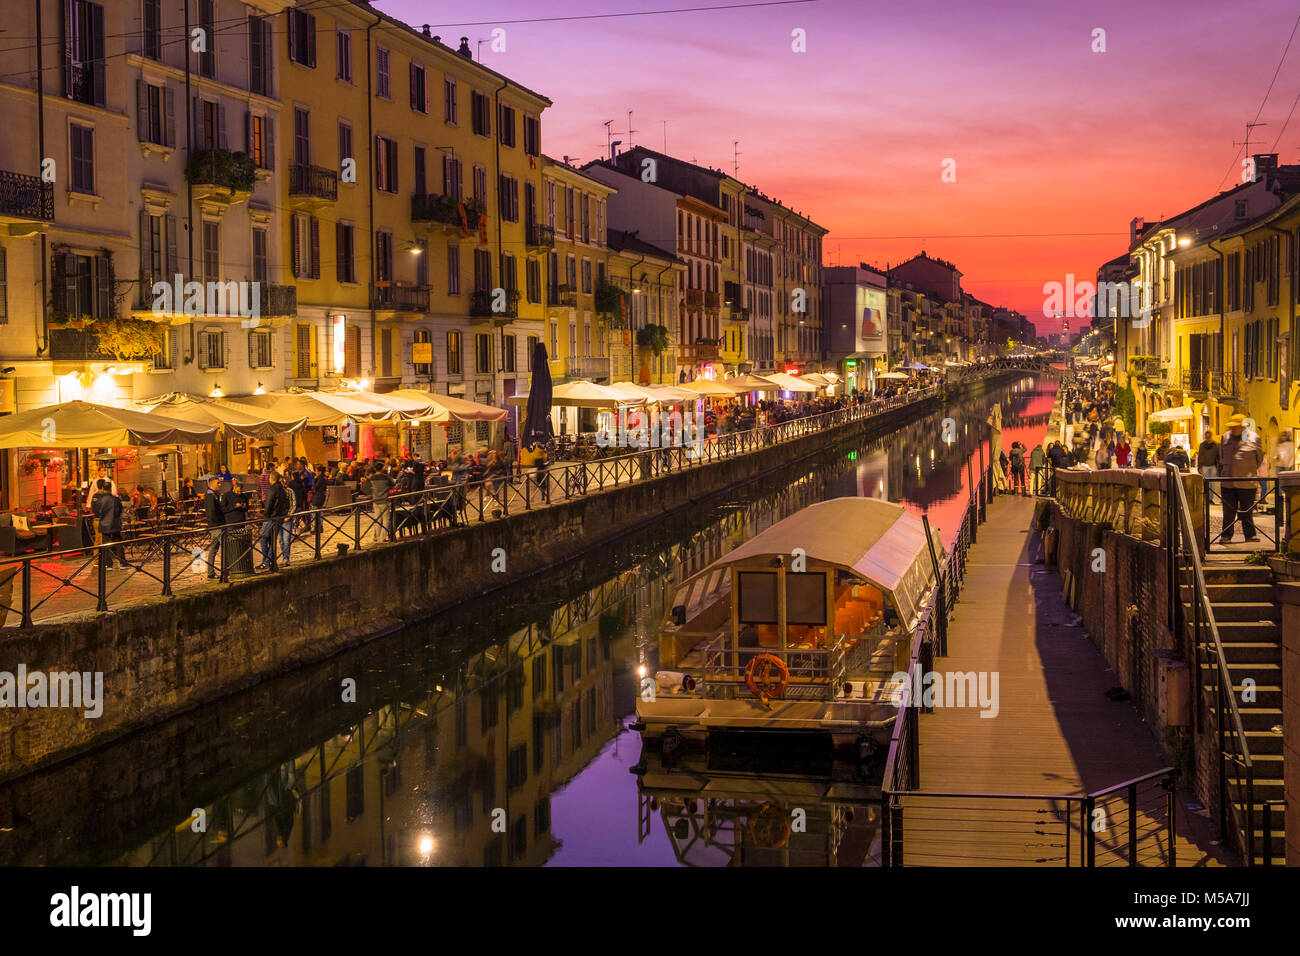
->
<box><xmin>636</xmin><ymin>324</ymin><xmax>670</xmax><ymax>355</ymax></box>
<box><xmin>461</xmin><ymin>197</ymin><xmax>486</xmax><ymax>229</ymax></box>
<box><xmin>91</xmin><ymin>317</ymin><xmax>164</xmax><ymax>362</ymax></box>
<box><xmin>594</xmin><ymin>282</ymin><xmax>625</xmax><ymax>324</ymax></box>
<box><xmin>186</xmin><ymin>148</ymin><xmax>256</xmax><ymax>193</ymax></box>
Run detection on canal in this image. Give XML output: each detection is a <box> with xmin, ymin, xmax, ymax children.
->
<box><xmin>0</xmin><ymin>375</ymin><xmax>1056</xmax><ymax>867</ymax></box>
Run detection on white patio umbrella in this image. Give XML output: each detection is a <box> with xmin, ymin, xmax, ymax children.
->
<box><xmin>679</xmin><ymin>378</ymin><xmax>736</xmax><ymax>397</ymax></box>
<box><xmin>239</xmin><ymin>388</ymin><xmax>396</xmax><ymax>426</ymax></box>
<box><xmin>877</xmin><ymin>371</ymin><xmax>909</xmax><ymax>380</ymax></box>
<box><xmin>762</xmin><ymin>372</ymin><xmax>816</xmax><ymax>392</ymax></box>
<box><xmin>724</xmin><ymin>373</ymin><xmax>782</xmax><ymax>392</ymax></box>
<box><xmin>134</xmin><ymin>392</ymin><xmax>306</xmax><ymax>439</ymax></box>
<box><xmin>0</xmin><ymin>400</ymin><xmax>218</xmax><ymax>448</ymax></box>
<box><xmin>1147</xmin><ymin>406</ymin><xmax>1193</xmax><ymax>423</ymax></box>
<box><xmin>508</xmin><ymin>380</ymin><xmax>645</xmax><ymax>408</ymax></box>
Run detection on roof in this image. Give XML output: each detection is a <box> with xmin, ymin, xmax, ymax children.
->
<box><xmin>606</xmin><ymin>228</ymin><xmax>682</xmax><ymax>263</ymax></box>
<box><xmin>699</xmin><ymin>498</ymin><xmax>942</xmax><ymax>628</ymax></box>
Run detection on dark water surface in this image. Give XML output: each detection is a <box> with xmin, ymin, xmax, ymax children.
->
<box><xmin>0</xmin><ymin>376</ymin><xmax>1055</xmax><ymax>867</ymax></box>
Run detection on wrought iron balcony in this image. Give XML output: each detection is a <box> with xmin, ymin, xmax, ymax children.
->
<box><xmin>549</xmin><ymin>285</ymin><xmax>577</xmax><ymax>308</ymax></box>
<box><xmin>371</xmin><ymin>283</ymin><xmax>430</xmax><ymax>312</ymax></box>
<box><xmin>0</xmin><ymin>170</ymin><xmax>54</xmax><ymax>222</ymax></box>
<box><xmin>565</xmin><ymin>357</ymin><xmax>609</xmax><ymax>381</ymax></box>
<box><xmin>526</xmin><ymin>222</ymin><xmax>555</xmax><ymax>249</ymax></box>
<box><xmin>471</xmin><ymin>288</ymin><xmax>520</xmax><ymax>319</ymax></box>
<box><xmin>411</xmin><ymin>192</ymin><xmax>461</xmax><ymax>227</ymax></box>
<box><xmin>685</xmin><ymin>288</ymin><xmax>704</xmax><ymax>308</ymax></box>
<box><xmin>48</xmin><ymin>328</ymin><xmax>114</xmax><ymax>361</ymax></box>
<box><xmin>289</xmin><ymin>164</ymin><xmax>339</xmax><ymax>201</ymax></box>
<box><xmin>677</xmin><ymin>342</ymin><xmax>720</xmax><ymax>365</ymax></box>
<box><xmin>255</xmin><ymin>283</ymin><xmax>297</xmax><ymax>317</ymax></box>
<box><xmin>1181</xmin><ymin>368</ymin><xmax>1240</xmax><ymax>399</ymax></box>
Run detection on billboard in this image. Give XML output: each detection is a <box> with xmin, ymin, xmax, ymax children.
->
<box><xmin>857</xmin><ymin>285</ymin><xmax>887</xmax><ymax>354</ymax></box>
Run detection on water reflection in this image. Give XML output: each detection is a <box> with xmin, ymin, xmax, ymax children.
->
<box><xmin>0</xmin><ymin>376</ymin><xmax>1055</xmax><ymax>868</ymax></box>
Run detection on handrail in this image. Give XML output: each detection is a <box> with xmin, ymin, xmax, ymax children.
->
<box><xmin>1165</xmin><ymin>462</ymin><xmax>1255</xmax><ymax>865</ymax></box>
<box><xmin>899</xmin><ymin>766</ymin><xmax>1176</xmax><ymax>803</ymax></box>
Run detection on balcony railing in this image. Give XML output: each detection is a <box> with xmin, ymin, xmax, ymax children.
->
<box><xmin>565</xmin><ymin>356</ymin><xmax>609</xmax><ymax>381</ymax></box>
<box><xmin>48</xmin><ymin>328</ymin><xmax>114</xmax><ymax>361</ymax></box>
<box><xmin>685</xmin><ymin>288</ymin><xmax>704</xmax><ymax>308</ymax></box>
<box><xmin>289</xmin><ymin>164</ymin><xmax>339</xmax><ymax>201</ymax></box>
<box><xmin>471</xmin><ymin>288</ymin><xmax>520</xmax><ymax>319</ymax></box>
<box><xmin>370</xmin><ymin>283</ymin><xmax>430</xmax><ymax>312</ymax></box>
<box><xmin>255</xmin><ymin>283</ymin><xmax>297</xmax><ymax>317</ymax></box>
<box><xmin>549</xmin><ymin>285</ymin><xmax>577</xmax><ymax>308</ymax></box>
<box><xmin>704</xmin><ymin>291</ymin><xmax>721</xmax><ymax>310</ymax></box>
<box><xmin>0</xmin><ymin>170</ymin><xmax>54</xmax><ymax>222</ymax></box>
<box><xmin>411</xmin><ymin>192</ymin><xmax>461</xmax><ymax>227</ymax></box>
<box><xmin>677</xmin><ymin>342</ymin><xmax>720</xmax><ymax>365</ymax></box>
<box><xmin>526</xmin><ymin>222</ymin><xmax>556</xmax><ymax>249</ymax></box>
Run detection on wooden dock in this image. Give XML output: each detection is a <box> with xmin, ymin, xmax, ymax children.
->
<box><xmin>899</xmin><ymin>494</ymin><xmax>1230</xmax><ymax>866</ymax></box>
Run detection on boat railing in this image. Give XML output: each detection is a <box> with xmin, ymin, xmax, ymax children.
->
<box><xmin>701</xmin><ymin>632</ymin><xmax>877</xmax><ymax>702</ymax></box>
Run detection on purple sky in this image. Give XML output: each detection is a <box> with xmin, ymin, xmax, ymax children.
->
<box><xmin>384</xmin><ymin>0</ymin><xmax>1300</xmax><ymax>330</ymax></box>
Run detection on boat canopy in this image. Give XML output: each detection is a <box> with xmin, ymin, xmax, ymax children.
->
<box><xmin>697</xmin><ymin>498</ymin><xmax>943</xmax><ymax>629</ymax></box>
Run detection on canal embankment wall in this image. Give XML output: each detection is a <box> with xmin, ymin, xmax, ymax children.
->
<box><xmin>0</xmin><ymin>372</ymin><xmax>1023</xmax><ymax>780</ymax></box>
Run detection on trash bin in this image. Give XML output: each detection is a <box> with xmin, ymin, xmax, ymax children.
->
<box><xmin>223</xmin><ymin>524</ymin><xmax>256</xmax><ymax>578</ymax></box>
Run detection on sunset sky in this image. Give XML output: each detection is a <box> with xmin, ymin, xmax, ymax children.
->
<box><xmin>385</xmin><ymin>0</ymin><xmax>1300</xmax><ymax>332</ymax></box>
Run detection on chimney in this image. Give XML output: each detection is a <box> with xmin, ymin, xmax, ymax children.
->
<box><xmin>433</xmin><ymin>35</ymin><xmax>441</xmax><ymax>44</ymax></box>
<box><xmin>421</xmin><ymin>24</ymin><xmax>431</xmax><ymax>38</ymax></box>
<box><xmin>457</xmin><ymin>37</ymin><xmax>473</xmax><ymax>59</ymax></box>
<box><xmin>1130</xmin><ymin>216</ymin><xmax>1145</xmax><ymax>246</ymax></box>
<box><xmin>1253</xmin><ymin>153</ymin><xmax>1279</xmax><ymax>184</ymax></box>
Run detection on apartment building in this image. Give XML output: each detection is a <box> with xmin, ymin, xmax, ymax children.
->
<box><xmin>539</xmin><ymin>158</ymin><xmax>613</xmax><ymax>386</ymax></box>
<box><xmin>605</xmin><ymin>228</ymin><xmax>685</xmax><ymax>385</ymax></box>
<box><xmin>278</xmin><ymin>3</ymin><xmax>550</xmax><ymax>456</ymax></box>
<box><xmin>0</xmin><ymin>0</ymin><xmax>294</xmax><ymax>505</ymax></box>
<box><xmin>824</xmin><ymin>265</ymin><xmax>888</xmax><ymax>393</ymax></box>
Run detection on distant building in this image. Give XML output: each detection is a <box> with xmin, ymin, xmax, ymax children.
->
<box><xmin>824</xmin><ymin>265</ymin><xmax>888</xmax><ymax>393</ymax></box>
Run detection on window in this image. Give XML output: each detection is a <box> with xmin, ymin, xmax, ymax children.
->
<box><xmin>375</xmin><ymin>135</ymin><xmax>398</xmax><ymax>193</ymax></box>
<box><xmin>202</xmin><ymin>221</ymin><xmax>220</xmax><ymax>285</ymax></box>
<box><xmin>409</xmin><ymin>62</ymin><xmax>428</xmax><ymax>113</ymax></box>
<box><xmin>413</xmin><ymin>145</ymin><xmax>426</xmax><ymax>197</ymax></box>
<box><xmin>501</xmin><ymin>254</ymin><xmax>518</xmax><ymax>295</ymax></box>
<box><xmin>413</xmin><ymin>328</ymin><xmax>431</xmax><ymax>376</ymax></box>
<box><xmin>198</xmin><ymin>0</ymin><xmax>214</xmax><ymax>77</ymax></box>
<box><xmin>153</xmin><ymin>327</ymin><xmax>172</xmax><ymax>369</ymax></box>
<box><xmin>248</xmin><ymin>15</ymin><xmax>272</xmax><ymax>95</ymax></box>
<box><xmin>507</xmin><ymin>744</ymin><xmax>526</xmax><ymax>792</ymax></box>
<box><xmin>337</xmin><ymin>121</ymin><xmax>352</xmax><ymax>177</ymax></box>
<box><xmin>198</xmin><ymin>330</ymin><xmax>225</xmax><ymax>369</ymax></box>
<box><xmin>247</xmin><ymin>113</ymin><xmax>271</xmax><ymax>169</ymax></box>
<box><xmin>443</xmin><ymin>155</ymin><xmax>462</xmax><ymax>199</ymax></box>
<box><xmin>141</xmin><ymin>0</ymin><xmax>161</xmax><ymax>60</ymax></box>
<box><xmin>379</xmin><ymin>326</ymin><xmax>393</xmax><ymax>378</ymax></box>
<box><xmin>70</xmin><ymin>123</ymin><xmax>95</xmax><ymax>193</ymax></box>
<box><xmin>135</xmin><ymin>80</ymin><xmax>171</xmax><ymax>146</ymax></box>
<box><xmin>566</xmin><ymin>255</ymin><xmax>576</xmax><ymax>290</ymax></box>
<box><xmin>498</xmin><ymin>175</ymin><xmax>519</xmax><ymax>222</ymax></box>
<box><xmin>471</xmin><ymin>91</ymin><xmax>491</xmax><ymax>136</ymax></box>
<box><xmin>444</xmin><ymin>78</ymin><xmax>457</xmax><ymax>124</ymax></box>
<box><xmin>534</xmin><ymin>797</ymin><xmax>550</xmax><ymax>836</ymax></box>
<box><xmin>375</xmin><ymin>230</ymin><xmax>393</xmax><ymax>283</ymax></box>
<box><xmin>293</xmin><ymin>107</ymin><xmax>310</xmax><ymax>165</ymax></box>
<box><xmin>252</xmin><ymin>227</ymin><xmax>267</xmax><ymax>283</ymax></box>
<box><xmin>549</xmin><ymin>321</ymin><xmax>557</xmax><ymax>357</ymax></box>
<box><xmin>498</xmin><ymin>104</ymin><xmax>516</xmax><ymax>147</ymax></box>
<box><xmin>138</xmin><ymin>214</ymin><xmax>175</xmax><ymax>291</ymax></box>
<box><xmin>344</xmin><ymin>325</ymin><xmax>361</xmax><ymax>378</ymax></box>
<box><xmin>447</xmin><ymin>244</ymin><xmax>461</xmax><ymax>294</ymax></box>
<box><xmin>287</xmin><ymin>8</ymin><xmax>316</xmax><ymax>68</ymax></box>
<box><xmin>475</xmin><ymin>333</ymin><xmax>492</xmax><ymax>374</ymax></box>
<box><xmin>504</xmin><ymin>334</ymin><xmax>517</xmax><ymax>373</ymax></box>
<box><xmin>473</xmin><ymin>248</ymin><xmax>491</xmax><ymax>292</ymax></box>
<box><xmin>581</xmin><ymin>194</ymin><xmax>590</xmax><ymax>243</ymax></box>
<box><xmin>527</xmin><ymin>335</ymin><xmax>538</xmax><ymax>369</ymax></box>
<box><xmin>526</xmin><ymin>258</ymin><xmax>540</xmax><ymax>303</ymax></box>
<box><xmin>336</xmin><ymin>29</ymin><xmax>352</xmax><ymax>82</ymax></box>
<box><xmin>293</xmin><ymin>322</ymin><xmax>315</xmax><ymax>377</ymax></box>
<box><xmin>414</xmin><ymin>237</ymin><xmax>428</xmax><ymax>287</ymax></box>
<box><xmin>473</xmin><ymin>165</ymin><xmax>487</xmax><ymax>205</ymax></box>
<box><xmin>447</xmin><ymin>330</ymin><xmax>462</xmax><ymax>374</ymax></box>
<box><xmin>336</xmin><ymin>223</ymin><xmax>355</xmax><ymax>283</ymax></box>
<box><xmin>375</xmin><ymin>47</ymin><xmax>390</xmax><ymax>98</ymax></box>
<box><xmin>0</xmin><ymin>248</ymin><xmax>6</xmax><ymax>324</ymax></box>
<box><xmin>581</xmin><ymin>258</ymin><xmax>592</xmax><ymax>294</ymax></box>
<box><xmin>54</xmin><ymin>252</ymin><xmax>111</xmax><ymax>319</ymax></box>
<box><xmin>249</xmin><ymin>330</ymin><xmax>273</xmax><ymax>368</ymax></box>
<box><xmin>291</xmin><ymin>214</ymin><xmax>320</xmax><ymax>279</ymax></box>
<box><xmin>523</xmin><ymin>115</ymin><xmax>540</xmax><ymax>156</ymax></box>
<box><xmin>65</xmin><ymin>0</ymin><xmax>105</xmax><ymax>106</ymax></box>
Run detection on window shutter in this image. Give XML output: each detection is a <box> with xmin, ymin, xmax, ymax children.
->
<box><xmin>286</xmin><ymin>9</ymin><xmax>295</xmax><ymax>59</ymax></box>
<box><xmin>306</xmin><ymin>13</ymin><xmax>316</xmax><ymax>67</ymax></box>
<box><xmin>89</xmin><ymin>3</ymin><xmax>105</xmax><ymax>106</ymax></box>
<box><xmin>50</xmin><ymin>251</ymin><xmax>66</xmax><ymax>314</ymax></box>
<box><xmin>165</xmin><ymin>214</ymin><xmax>178</xmax><ymax>277</ymax></box>
<box><xmin>139</xmin><ymin>209</ymin><xmax>152</xmax><ymax>287</ymax></box>
<box><xmin>136</xmin><ymin>79</ymin><xmax>148</xmax><ymax>141</ymax></box>
<box><xmin>192</xmin><ymin>95</ymin><xmax>202</xmax><ymax>146</ymax></box>
<box><xmin>62</xmin><ymin>0</ymin><xmax>74</xmax><ymax>99</ymax></box>
<box><xmin>409</xmin><ymin>62</ymin><xmax>417</xmax><ymax>110</ymax></box>
<box><xmin>335</xmin><ymin>221</ymin><xmax>346</xmax><ymax>282</ymax></box>
<box><xmin>309</xmin><ymin>216</ymin><xmax>320</xmax><ymax>278</ymax></box>
<box><xmin>217</xmin><ymin>102</ymin><xmax>227</xmax><ymax>149</ymax></box>
<box><xmin>163</xmin><ymin>86</ymin><xmax>175</xmax><ymax>146</ymax></box>
<box><xmin>244</xmin><ymin>109</ymin><xmax>251</xmax><ymax>153</ymax></box>
<box><xmin>96</xmin><ymin>254</ymin><xmax>112</xmax><ymax>318</ymax></box>
<box><xmin>264</xmin><ymin>115</ymin><xmax>274</xmax><ymax>169</ymax></box>
<box><xmin>291</xmin><ymin>213</ymin><xmax>301</xmax><ymax>277</ymax></box>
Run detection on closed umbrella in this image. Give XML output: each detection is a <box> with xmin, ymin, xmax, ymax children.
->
<box><xmin>522</xmin><ymin>340</ymin><xmax>554</xmax><ymax>446</ymax></box>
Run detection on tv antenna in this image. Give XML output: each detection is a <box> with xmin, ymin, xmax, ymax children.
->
<box><xmin>662</xmin><ymin>120</ymin><xmax>667</xmax><ymax>152</ymax></box>
<box><xmin>627</xmin><ymin>110</ymin><xmax>637</xmax><ymax>148</ymax></box>
<box><xmin>603</xmin><ymin>120</ymin><xmax>614</xmax><ymax>160</ymax></box>
<box><xmin>1234</xmin><ymin>121</ymin><xmax>1268</xmax><ymax>158</ymax></box>
<box><xmin>733</xmin><ymin>140</ymin><xmax>740</xmax><ymax>176</ymax></box>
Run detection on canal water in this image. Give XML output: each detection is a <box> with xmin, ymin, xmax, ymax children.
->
<box><xmin>0</xmin><ymin>375</ymin><xmax>1056</xmax><ymax>868</ymax></box>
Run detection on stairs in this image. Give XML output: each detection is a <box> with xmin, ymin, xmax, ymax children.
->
<box><xmin>1182</xmin><ymin>561</ymin><xmax>1285</xmax><ymax>866</ymax></box>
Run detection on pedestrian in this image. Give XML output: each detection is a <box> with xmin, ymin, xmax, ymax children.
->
<box><xmin>202</xmin><ymin>475</ymin><xmax>224</xmax><ymax>579</ymax></box>
<box><xmin>1196</xmin><ymin>433</ymin><xmax>1220</xmax><ymax>505</ymax></box>
<box><xmin>1219</xmin><ymin>413</ymin><xmax>1263</xmax><ymax>544</ymax></box>
<box><xmin>310</xmin><ymin>463</ymin><xmax>329</xmax><ymax>535</ymax></box>
<box><xmin>92</xmin><ymin>479</ymin><xmax>128</xmax><ymax>569</ymax></box>
<box><xmin>368</xmin><ymin>462</ymin><xmax>394</xmax><ymax>542</ymax></box>
<box><xmin>1009</xmin><ymin>442</ymin><xmax>1027</xmax><ymax>495</ymax></box>
<box><xmin>1030</xmin><ymin>443</ymin><xmax>1045</xmax><ymax>495</ymax></box>
<box><xmin>1166</xmin><ymin>442</ymin><xmax>1190</xmax><ymax>472</ymax></box>
<box><xmin>1115</xmin><ymin>435</ymin><xmax>1131</xmax><ymax>467</ymax></box>
<box><xmin>1266</xmin><ymin>429</ymin><xmax>1294</xmax><ymax>515</ymax></box>
<box><xmin>257</xmin><ymin>471</ymin><xmax>289</xmax><ymax>571</ymax></box>
<box><xmin>1134</xmin><ymin>442</ymin><xmax>1149</xmax><ymax>468</ymax></box>
<box><xmin>1094</xmin><ymin>440</ymin><xmax>1112</xmax><ymax>470</ymax></box>
<box><xmin>221</xmin><ymin>476</ymin><xmax>248</xmax><ymax>527</ymax></box>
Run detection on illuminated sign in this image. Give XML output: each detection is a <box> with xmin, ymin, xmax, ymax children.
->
<box><xmin>332</xmin><ymin>315</ymin><xmax>346</xmax><ymax>374</ymax></box>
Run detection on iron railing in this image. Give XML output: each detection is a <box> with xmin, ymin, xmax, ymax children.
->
<box><xmin>371</xmin><ymin>283</ymin><xmax>430</xmax><ymax>312</ymax></box>
<box><xmin>1166</xmin><ymin>463</ymin><xmax>1256</xmax><ymax>864</ymax></box>
<box><xmin>0</xmin><ymin>169</ymin><xmax>54</xmax><ymax>221</ymax></box>
<box><xmin>288</xmin><ymin>164</ymin><xmax>339</xmax><ymax>201</ymax></box>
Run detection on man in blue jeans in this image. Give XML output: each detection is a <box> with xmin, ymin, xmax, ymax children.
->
<box><xmin>257</xmin><ymin>471</ymin><xmax>290</xmax><ymax>571</ymax></box>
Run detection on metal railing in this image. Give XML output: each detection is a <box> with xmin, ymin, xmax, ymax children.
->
<box><xmin>371</xmin><ymin>283</ymin><xmax>430</xmax><ymax>312</ymax></box>
<box><xmin>0</xmin><ymin>169</ymin><xmax>55</xmax><ymax>221</ymax></box>
<box><xmin>1166</xmin><ymin>462</ymin><xmax>1256</xmax><ymax>864</ymax></box>
<box><xmin>1202</xmin><ymin>475</ymin><xmax>1284</xmax><ymax>554</ymax></box>
<box><xmin>0</xmin><ymin>366</ymin><xmax>1039</xmax><ymax>629</ymax></box>
<box><xmin>288</xmin><ymin>164</ymin><xmax>339</xmax><ymax>201</ymax></box>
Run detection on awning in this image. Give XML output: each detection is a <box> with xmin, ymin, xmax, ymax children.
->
<box><xmin>508</xmin><ymin>380</ymin><xmax>645</xmax><ymax>408</ymax></box>
<box><xmin>238</xmin><ymin>389</ymin><xmax>397</xmax><ymax>426</ymax></box>
<box><xmin>762</xmin><ymin>372</ymin><xmax>816</xmax><ymax>392</ymax></box>
<box><xmin>798</xmin><ymin>373</ymin><xmax>832</xmax><ymax>387</ymax></box>
<box><xmin>610</xmin><ymin>382</ymin><xmax>698</xmax><ymax>404</ymax></box>
<box><xmin>386</xmin><ymin>388</ymin><xmax>507</xmax><ymax>422</ymax></box>
<box><xmin>877</xmin><ymin>371</ymin><xmax>909</xmax><ymax>380</ymax></box>
<box><xmin>324</xmin><ymin>388</ymin><xmax>436</xmax><ymax>420</ymax></box>
<box><xmin>679</xmin><ymin>379</ymin><xmax>736</xmax><ymax>397</ymax></box>
<box><xmin>698</xmin><ymin>498</ymin><xmax>942</xmax><ymax>631</ymax></box>
<box><xmin>1148</xmin><ymin>405</ymin><xmax>1194</xmax><ymax>423</ymax></box>
<box><xmin>0</xmin><ymin>399</ymin><xmax>218</xmax><ymax>448</ymax></box>
<box><xmin>133</xmin><ymin>392</ymin><xmax>307</xmax><ymax>439</ymax></box>
<box><xmin>724</xmin><ymin>373</ymin><xmax>782</xmax><ymax>392</ymax></box>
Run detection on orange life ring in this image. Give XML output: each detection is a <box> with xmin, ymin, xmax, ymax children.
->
<box><xmin>745</xmin><ymin>653</ymin><xmax>789</xmax><ymax>701</ymax></box>
<box><xmin>747</xmin><ymin>803</ymin><xmax>791</xmax><ymax>849</ymax></box>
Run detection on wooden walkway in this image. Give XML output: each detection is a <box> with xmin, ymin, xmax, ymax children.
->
<box><xmin>901</xmin><ymin>494</ymin><xmax>1230</xmax><ymax>866</ymax></box>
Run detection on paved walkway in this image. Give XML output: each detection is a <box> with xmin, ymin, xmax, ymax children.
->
<box><xmin>901</xmin><ymin>494</ymin><xmax>1230</xmax><ymax>866</ymax></box>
